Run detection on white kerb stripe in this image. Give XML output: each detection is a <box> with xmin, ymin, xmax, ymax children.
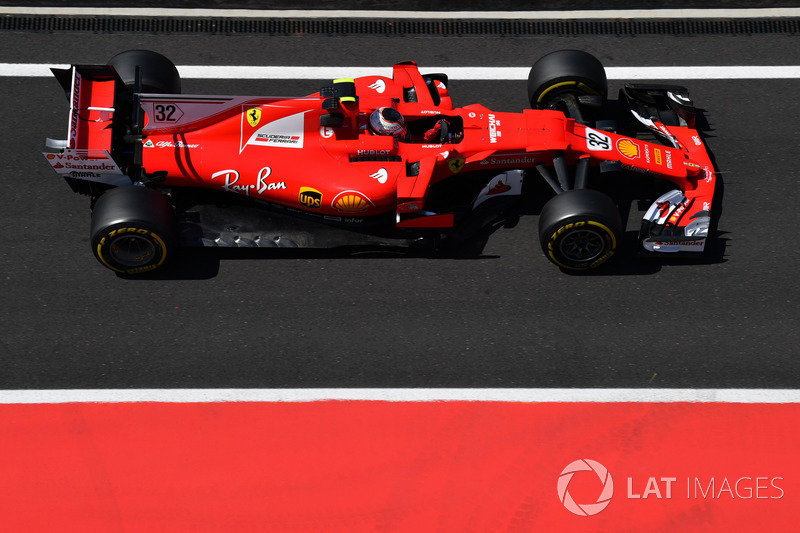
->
<box><xmin>0</xmin><ymin>389</ymin><xmax>798</xmax><ymax>404</ymax></box>
<box><xmin>1</xmin><ymin>7</ymin><xmax>800</xmax><ymax>20</ymax></box>
<box><xmin>4</xmin><ymin>64</ymin><xmax>800</xmax><ymax>80</ymax></box>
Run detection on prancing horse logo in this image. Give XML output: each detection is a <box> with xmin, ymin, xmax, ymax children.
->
<box><xmin>246</xmin><ymin>107</ymin><xmax>262</xmax><ymax>128</ymax></box>
<box><xmin>448</xmin><ymin>158</ymin><xmax>466</xmax><ymax>174</ymax></box>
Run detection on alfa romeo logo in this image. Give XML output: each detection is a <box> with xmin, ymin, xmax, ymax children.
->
<box><xmin>557</xmin><ymin>459</ymin><xmax>614</xmax><ymax>516</ymax></box>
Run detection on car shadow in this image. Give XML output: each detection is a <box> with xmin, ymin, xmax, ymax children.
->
<box><xmin>116</xmin><ymin>238</ymin><xmax>503</xmax><ymax>281</ymax></box>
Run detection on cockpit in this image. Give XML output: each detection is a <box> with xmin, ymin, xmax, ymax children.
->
<box><xmin>405</xmin><ymin>115</ymin><xmax>464</xmax><ymax>144</ymax></box>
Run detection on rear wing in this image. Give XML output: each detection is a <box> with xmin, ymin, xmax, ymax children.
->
<box><xmin>43</xmin><ymin>65</ymin><xmax>130</xmax><ymax>192</ymax></box>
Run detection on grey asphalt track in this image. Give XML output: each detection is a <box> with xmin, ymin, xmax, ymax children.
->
<box><xmin>1</xmin><ymin>18</ymin><xmax>798</xmax><ymax>389</ymax></box>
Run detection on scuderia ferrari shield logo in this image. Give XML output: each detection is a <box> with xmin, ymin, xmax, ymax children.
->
<box><xmin>240</xmin><ymin>110</ymin><xmax>307</xmax><ymax>153</ymax></box>
<box><xmin>246</xmin><ymin>108</ymin><xmax>262</xmax><ymax>128</ymax></box>
<box><xmin>448</xmin><ymin>158</ymin><xmax>466</xmax><ymax>173</ymax></box>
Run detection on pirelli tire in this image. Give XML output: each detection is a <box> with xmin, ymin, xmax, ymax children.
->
<box><xmin>90</xmin><ymin>186</ymin><xmax>175</xmax><ymax>275</ymax></box>
<box><xmin>527</xmin><ymin>50</ymin><xmax>607</xmax><ymax>110</ymax></box>
<box><xmin>107</xmin><ymin>49</ymin><xmax>181</xmax><ymax>94</ymax></box>
<box><xmin>538</xmin><ymin>189</ymin><xmax>622</xmax><ymax>270</ymax></box>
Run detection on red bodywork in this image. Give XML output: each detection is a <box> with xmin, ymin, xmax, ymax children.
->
<box><xmin>131</xmin><ymin>62</ymin><xmax>713</xmax><ymax>229</ymax></box>
<box><xmin>47</xmin><ymin>60</ymin><xmax>715</xmax><ymax>251</ymax></box>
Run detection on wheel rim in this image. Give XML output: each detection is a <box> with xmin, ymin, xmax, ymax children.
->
<box><xmin>109</xmin><ymin>235</ymin><xmax>156</xmax><ymax>267</ymax></box>
<box><xmin>559</xmin><ymin>228</ymin><xmax>607</xmax><ymax>262</ymax></box>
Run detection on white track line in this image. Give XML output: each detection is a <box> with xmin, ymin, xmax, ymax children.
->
<box><xmin>0</xmin><ymin>389</ymin><xmax>798</xmax><ymax>404</ymax></box>
<box><xmin>1</xmin><ymin>7</ymin><xmax>799</xmax><ymax>20</ymax></box>
<box><xmin>4</xmin><ymin>64</ymin><xmax>800</xmax><ymax>80</ymax></box>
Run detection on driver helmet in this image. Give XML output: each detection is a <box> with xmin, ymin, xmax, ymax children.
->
<box><xmin>369</xmin><ymin>107</ymin><xmax>407</xmax><ymax>138</ymax></box>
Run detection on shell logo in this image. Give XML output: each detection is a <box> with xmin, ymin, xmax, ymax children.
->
<box><xmin>333</xmin><ymin>191</ymin><xmax>373</xmax><ymax>213</ymax></box>
<box><xmin>617</xmin><ymin>138</ymin><xmax>640</xmax><ymax>159</ymax></box>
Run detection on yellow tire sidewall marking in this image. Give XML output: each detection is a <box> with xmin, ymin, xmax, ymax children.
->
<box><xmin>547</xmin><ymin>220</ymin><xmax>616</xmax><ymax>270</ymax></box>
<box><xmin>536</xmin><ymin>81</ymin><xmax>599</xmax><ymax>105</ymax></box>
<box><xmin>96</xmin><ymin>227</ymin><xmax>168</xmax><ymax>274</ymax></box>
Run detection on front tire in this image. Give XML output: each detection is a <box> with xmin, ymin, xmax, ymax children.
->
<box><xmin>90</xmin><ymin>186</ymin><xmax>175</xmax><ymax>275</ymax></box>
<box><xmin>538</xmin><ymin>189</ymin><xmax>622</xmax><ymax>270</ymax></box>
<box><xmin>528</xmin><ymin>50</ymin><xmax>607</xmax><ymax>117</ymax></box>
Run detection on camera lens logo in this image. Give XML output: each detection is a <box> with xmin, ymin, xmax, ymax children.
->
<box><xmin>557</xmin><ymin>459</ymin><xmax>614</xmax><ymax>516</ymax></box>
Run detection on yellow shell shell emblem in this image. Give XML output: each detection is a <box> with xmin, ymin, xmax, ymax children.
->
<box><xmin>334</xmin><ymin>194</ymin><xmax>370</xmax><ymax>213</ymax></box>
<box><xmin>617</xmin><ymin>138</ymin><xmax>640</xmax><ymax>159</ymax></box>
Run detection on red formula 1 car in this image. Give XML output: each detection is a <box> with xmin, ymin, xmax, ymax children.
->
<box><xmin>43</xmin><ymin>49</ymin><xmax>716</xmax><ymax>274</ymax></box>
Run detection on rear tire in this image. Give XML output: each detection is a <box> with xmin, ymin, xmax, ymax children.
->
<box><xmin>107</xmin><ymin>49</ymin><xmax>181</xmax><ymax>93</ymax></box>
<box><xmin>528</xmin><ymin>50</ymin><xmax>607</xmax><ymax>111</ymax></box>
<box><xmin>90</xmin><ymin>186</ymin><xmax>175</xmax><ymax>274</ymax></box>
<box><xmin>538</xmin><ymin>189</ymin><xmax>621</xmax><ymax>270</ymax></box>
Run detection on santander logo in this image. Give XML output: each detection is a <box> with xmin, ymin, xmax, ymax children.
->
<box><xmin>558</xmin><ymin>459</ymin><xmax>614</xmax><ymax>516</ymax></box>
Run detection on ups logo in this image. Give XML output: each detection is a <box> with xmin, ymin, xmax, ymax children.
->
<box><xmin>299</xmin><ymin>187</ymin><xmax>322</xmax><ymax>208</ymax></box>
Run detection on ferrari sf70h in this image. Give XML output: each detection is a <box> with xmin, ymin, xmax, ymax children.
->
<box><xmin>44</xmin><ymin>49</ymin><xmax>716</xmax><ymax>274</ymax></box>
